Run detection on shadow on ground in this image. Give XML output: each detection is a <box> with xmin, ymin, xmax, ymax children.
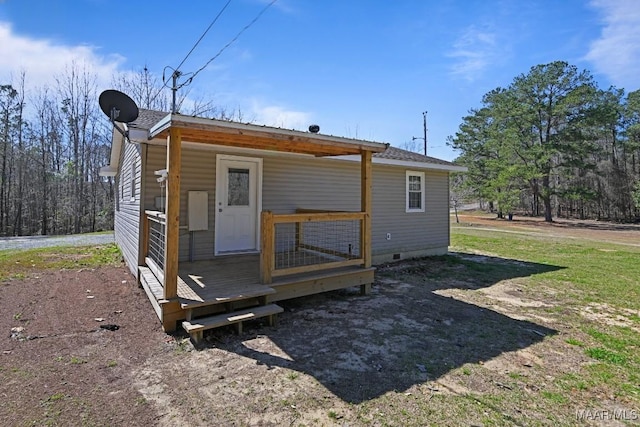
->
<box><xmin>202</xmin><ymin>252</ymin><xmax>562</xmax><ymax>403</ymax></box>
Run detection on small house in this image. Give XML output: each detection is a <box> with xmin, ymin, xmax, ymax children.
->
<box><xmin>99</xmin><ymin>109</ymin><xmax>465</xmax><ymax>342</ymax></box>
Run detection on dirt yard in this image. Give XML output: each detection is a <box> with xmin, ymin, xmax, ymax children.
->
<box><xmin>1</xmin><ymin>215</ymin><xmax>638</xmax><ymax>426</ymax></box>
<box><xmin>454</xmin><ymin>212</ymin><xmax>640</xmax><ymax>246</ymax></box>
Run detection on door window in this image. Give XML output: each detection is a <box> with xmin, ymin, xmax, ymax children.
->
<box><xmin>227</xmin><ymin>168</ymin><xmax>250</xmax><ymax>206</ymax></box>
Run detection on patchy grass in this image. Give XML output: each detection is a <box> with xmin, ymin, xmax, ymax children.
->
<box><xmin>144</xmin><ymin>219</ymin><xmax>634</xmax><ymax>426</ymax></box>
<box><xmin>69</xmin><ymin>356</ymin><xmax>87</xmax><ymax>365</ymax></box>
<box><xmin>585</xmin><ymin>347</ymin><xmax>627</xmax><ymax>365</ymax></box>
<box><xmin>0</xmin><ymin>243</ymin><xmax>121</xmax><ymax>281</ymax></box>
<box><xmin>2</xmin><ymin>221</ymin><xmax>639</xmax><ymax>425</ymax></box>
<box><xmin>448</xmin><ymin>223</ymin><xmax>640</xmax><ymax>412</ymax></box>
<box><xmin>450</xmin><ymin>225</ymin><xmax>640</xmax><ymax>309</ymax></box>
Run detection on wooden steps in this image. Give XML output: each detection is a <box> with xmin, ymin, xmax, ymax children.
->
<box><xmin>139</xmin><ymin>266</ymin><xmax>167</xmax><ymax>320</ymax></box>
<box><xmin>182</xmin><ymin>304</ymin><xmax>284</xmax><ymax>344</ymax></box>
<box><xmin>178</xmin><ymin>285</ymin><xmax>276</xmax><ymax>310</ymax></box>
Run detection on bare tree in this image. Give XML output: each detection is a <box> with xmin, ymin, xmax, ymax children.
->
<box><xmin>56</xmin><ymin>61</ymin><xmax>101</xmax><ymax>233</ymax></box>
<box><xmin>0</xmin><ymin>83</ymin><xmax>20</xmax><ymax>234</ymax></box>
<box><xmin>112</xmin><ymin>66</ymin><xmax>171</xmax><ymax>111</ymax></box>
<box><xmin>11</xmin><ymin>73</ymin><xmax>26</xmax><ymax>235</ymax></box>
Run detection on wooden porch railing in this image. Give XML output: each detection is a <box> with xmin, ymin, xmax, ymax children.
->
<box><xmin>143</xmin><ymin>210</ymin><xmax>166</xmax><ymax>286</ymax></box>
<box><xmin>260</xmin><ymin>210</ymin><xmax>366</xmax><ymax>284</ymax></box>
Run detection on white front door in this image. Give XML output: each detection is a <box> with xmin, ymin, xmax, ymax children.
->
<box><xmin>215</xmin><ymin>155</ymin><xmax>262</xmax><ymax>254</ymax></box>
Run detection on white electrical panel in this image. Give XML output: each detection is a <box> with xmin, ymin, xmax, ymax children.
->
<box><xmin>188</xmin><ymin>191</ymin><xmax>208</xmax><ymax>231</ymax></box>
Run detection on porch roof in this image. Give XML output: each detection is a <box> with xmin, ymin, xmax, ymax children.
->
<box><xmin>148</xmin><ymin>113</ymin><xmax>388</xmax><ymax>157</ymax></box>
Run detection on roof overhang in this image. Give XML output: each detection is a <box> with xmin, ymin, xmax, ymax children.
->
<box><xmin>99</xmin><ymin>166</ymin><xmax>117</xmax><ymax>177</ymax></box>
<box><xmin>149</xmin><ymin>113</ymin><xmax>388</xmax><ymax>156</ymax></box>
<box><xmin>334</xmin><ymin>155</ymin><xmax>468</xmax><ymax>172</ymax></box>
<box><xmin>371</xmin><ymin>156</ymin><xmax>468</xmax><ymax>172</ymax></box>
<box><xmin>98</xmin><ymin>124</ymin><xmax>126</xmax><ymax>177</ymax></box>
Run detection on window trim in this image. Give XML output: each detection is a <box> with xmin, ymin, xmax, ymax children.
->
<box><xmin>119</xmin><ymin>171</ymin><xmax>125</xmax><ymax>201</ymax></box>
<box><xmin>115</xmin><ymin>175</ymin><xmax>120</xmax><ymax>212</ymax></box>
<box><xmin>406</xmin><ymin>170</ymin><xmax>425</xmax><ymax>213</ymax></box>
<box><xmin>129</xmin><ymin>162</ymin><xmax>136</xmax><ymax>201</ymax></box>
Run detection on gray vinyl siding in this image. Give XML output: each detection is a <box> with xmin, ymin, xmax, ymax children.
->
<box><xmin>263</xmin><ymin>156</ymin><xmax>360</xmax><ymax>212</ymax></box>
<box><xmin>371</xmin><ymin>167</ymin><xmax>450</xmax><ymax>256</ymax></box>
<box><xmin>140</xmin><ymin>145</ymin><xmax>450</xmax><ymax>263</ymax></box>
<box><xmin>263</xmin><ymin>156</ymin><xmax>361</xmax><ymax>255</ymax></box>
<box><xmin>114</xmin><ymin>142</ymin><xmax>142</xmax><ymax>276</ymax></box>
<box><xmin>263</xmin><ymin>156</ymin><xmax>450</xmax><ymax>257</ymax></box>
<box><xmin>145</xmin><ymin>145</ymin><xmax>217</xmax><ymax>262</ymax></box>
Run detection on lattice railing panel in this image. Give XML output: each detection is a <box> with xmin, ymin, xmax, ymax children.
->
<box><xmin>148</xmin><ymin>217</ymin><xmax>165</xmax><ymax>272</ymax></box>
<box><xmin>274</xmin><ymin>219</ymin><xmax>361</xmax><ymax>271</ymax></box>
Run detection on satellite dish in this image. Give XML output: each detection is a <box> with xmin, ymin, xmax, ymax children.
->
<box><xmin>99</xmin><ymin>90</ymin><xmax>139</xmax><ymax>123</ymax></box>
<box><xmin>308</xmin><ymin>124</ymin><xmax>320</xmax><ymax>133</ymax></box>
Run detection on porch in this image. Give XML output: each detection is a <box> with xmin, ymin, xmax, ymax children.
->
<box><xmin>178</xmin><ymin>255</ymin><xmax>374</xmax><ymax>307</ymax></box>
<box><xmin>141</xmin><ymin>254</ymin><xmax>374</xmax><ymax>313</ymax></box>
<box><xmin>139</xmin><ymin>208</ymin><xmax>375</xmax><ymax>342</ymax></box>
<box><xmin>138</xmin><ymin>114</ymin><xmax>385</xmax><ymax>341</ymax></box>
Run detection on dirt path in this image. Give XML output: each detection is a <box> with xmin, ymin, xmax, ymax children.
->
<box><xmin>455</xmin><ymin>213</ymin><xmax>640</xmax><ymax>246</ymax></box>
<box><xmin>0</xmin><ymin>232</ymin><xmax>114</xmax><ymax>251</ymax></box>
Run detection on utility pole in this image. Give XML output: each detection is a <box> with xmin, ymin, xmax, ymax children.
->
<box><xmin>422</xmin><ymin>110</ymin><xmax>427</xmax><ymax>156</ymax></box>
<box><xmin>171</xmin><ymin>70</ymin><xmax>181</xmax><ymax>114</ymax></box>
<box><xmin>411</xmin><ymin>110</ymin><xmax>428</xmax><ymax>156</ymax></box>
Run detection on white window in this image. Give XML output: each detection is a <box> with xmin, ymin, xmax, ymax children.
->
<box><xmin>406</xmin><ymin>171</ymin><xmax>425</xmax><ymax>213</ymax></box>
<box><xmin>115</xmin><ymin>176</ymin><xmax>120</xmax><ymax>211</ymax></box>
<box><xmin>129</xmin><ymin>162</ymin><xmax>136</xmax><ymax>200</ymax></box>
<box><xmin>120</xmin><ymin>173</ymin><xmax>124</xmax><ymax>201</ymax></box>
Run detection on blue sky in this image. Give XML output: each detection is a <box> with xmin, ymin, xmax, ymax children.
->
<box><xmin>1</xmin><ymin>0</ymin><xmax>639</xmax><ymax>161</ymax></box>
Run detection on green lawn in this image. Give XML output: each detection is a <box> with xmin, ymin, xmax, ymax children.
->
<box><xmin>0</xmin><ymin>244</ymin><xmax>122</xmax><ymax>281</ymax></box>
<box><xmin>451</xmin><ymin>225</ymin><xmax>640</xmax><ymax>310</ymax></box>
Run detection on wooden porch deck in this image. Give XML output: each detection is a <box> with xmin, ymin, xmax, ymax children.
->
<box><xmin>176</xmin><ymin>253</ymin><xmax>375</xmax><ymax>310</ymax></box>
<box><xmin>139</xmin><ymin>252</ymin><xmax>375</xmax><ymax>340</ymax></box>
<box><xmin>177</xmin><ymin>254</ymin><xmax>270</xmax><ymax>309</ymax></box>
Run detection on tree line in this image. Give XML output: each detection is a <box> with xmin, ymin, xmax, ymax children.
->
<box><xmin>449</xmin><ymin>61</ymin><xmax>640</xmax><ymax>222</ymax></box>
<box><xmin>0</xmin><ymin>63</ymin><xmax>235</xmax><ymax>237</ymax></box>
<box><xmin>0</xmin><ymin>65</ymin><xmax>115</xmax><ymax>237</ymax></box>
<box><xmin>8</xmin><ymin>59</ymin><xmax>635</xmax><ymax>237</ymax></box>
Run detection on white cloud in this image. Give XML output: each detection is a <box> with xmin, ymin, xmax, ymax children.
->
<box><xmin>585</xmin><ymin>0</ymin><xmax>640</xmax><ymax>90</ymax></box>
<box><xmin>250</xmin><ymin>100</ymin><xmax>311</xmax><ymax>130</ymax></box>
<box><xmin>0</xmin><ymin>21</ymin><xmax>124</xmax><ymax>91</ymax></box>
<box><xmin>447</xmin><ymin>25</ymin><xmax>499</xmax><ymax>81</ymax></box>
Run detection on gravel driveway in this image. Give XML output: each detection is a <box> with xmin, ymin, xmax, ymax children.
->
<box><xmin>0</xmin><ymin>232</ymin><xmax>114</xmax><ymax>251</ymax></box>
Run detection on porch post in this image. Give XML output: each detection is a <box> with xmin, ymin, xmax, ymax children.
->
<box><xmin>260</xmin><ymin>211</ymin><xmax>274</xmax><ymax>285</ymax></box>
<box><xmin>361</xmin><ymin>150</ymin><xmax>372</xmax><ymax>269</ymax></box>
<box><xmin>163</xmin><ymin>127</ymin><xmax>181</xmax><ymax>300</ymax></box>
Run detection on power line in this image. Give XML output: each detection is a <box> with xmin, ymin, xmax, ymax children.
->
<box><xmin>149</xmin><ymin>1</ymin><xmax>233</xmax><ymax>108</ymax></box>
<box><xmin>151</xmin><ymin>0</ymin><xmax>278</xmax><ymax>112</ymax></box>
<box><xmin>184</xmin><ymin>0</ymin><xmax>278</xmax><ymax>86</ymax></box>
<box><xmin>174</xmin><ymin>0</ymin><xmax>233</xmax><ymax>73</ymax></box>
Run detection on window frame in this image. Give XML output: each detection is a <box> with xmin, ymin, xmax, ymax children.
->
<box><xmin>115</xmin><ymin>175</ymin><xmax>120</xmax><ymax>212</ymax></box>
<box><xmin>406</xmin><ymin>170</ymin><xmax>425</xmax><ymax>213</ymax></box>
<box><xmin>119</xmin><ymin>171</ymin><xmax>125</xmax><ymax>201</ymax></box>
<box><xmin>129</xmin><ymin>162</ymin><xmax>136</xmax><ymax>201</ymax></box>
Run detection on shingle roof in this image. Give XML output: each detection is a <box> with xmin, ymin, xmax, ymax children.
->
<box><xmin>375</xmin><ymin>146</ymin><xmax>455</xmax><ymax>166</ymax></box>
<box><xmin>129</xmin><ymin>109</ymin><xmax>167</xmax><ymax>130</ymax></box>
